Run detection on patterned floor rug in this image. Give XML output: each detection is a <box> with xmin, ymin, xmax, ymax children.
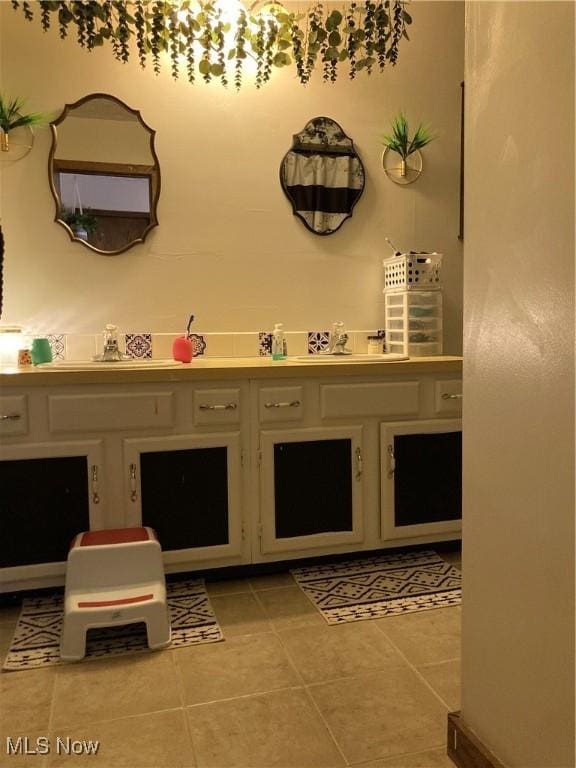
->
<box><xmin>3</xmin><ymin>578</ymin><xmax>223</xmax><ymax>672</ymax></box>
<box><xmin>291</xmin><ymin>550</ymin><xmax>461</xmax><ymax>625</ymax></box>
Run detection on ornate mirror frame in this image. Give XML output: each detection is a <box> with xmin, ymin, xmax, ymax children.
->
<box><xmin>48</xmin><ymin>93</ymin><xmax>161</xmax><ymax>256</ymax></box>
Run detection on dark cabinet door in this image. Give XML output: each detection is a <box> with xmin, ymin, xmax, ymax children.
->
<box><xmin>260</xmin><ymin>426</ymin><xmax>364</xmax><ymax>555</ymax></box>
<box><xmin>274</xmin><ymin>438</ymin><xmax>353</xmax><ymax>538</ymax></box>
<box><xmin>139</xmin><ymin>447</ymin><xmax>230</xmax><ymax>551</ymax></box>
<box><xmin>381</xmin><ymin>419</ymin><xmax>462</xmax><ymax>540</ymax></box>
<box><xmin>0</xmin><ymin>455</ymin><xmax>90</xmax><ymax>567</ymax></box>
<box><xmin>393</xmin><ymin>431</ymin><xmax>462</xmax><ymax>527</ymax></box>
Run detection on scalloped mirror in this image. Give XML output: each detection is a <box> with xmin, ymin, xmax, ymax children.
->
<box><xmin>49</xmin><ymin>93</ymin><xmax>160</xmax><ymax>255</ymax></box>
<box><xmin>280</xmin><ymin>116</ymin><xmax>365</xmax><ymax>236</ymax></box>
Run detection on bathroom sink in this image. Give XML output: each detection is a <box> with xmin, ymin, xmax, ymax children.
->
<box><xmin>36</xmin><ymin>359</ymin><xmax>184</xmax><ymax>371</ymax></box>
<box><xmin>292</xmin><ymin>353</ymin><xmax>408</xmax><ymax>363</ymax></box>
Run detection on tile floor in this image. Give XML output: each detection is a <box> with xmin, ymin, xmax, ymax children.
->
<box><xmin>0</xmin><ymin>551</ymin><xmax>461</xmax><ymax>768</ymax></box>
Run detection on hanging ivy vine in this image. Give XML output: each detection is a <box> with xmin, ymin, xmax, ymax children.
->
<box><xmin>11</xmin><ymin>0</ymin><xmax>412</xmax><ymax>90</ymax></box>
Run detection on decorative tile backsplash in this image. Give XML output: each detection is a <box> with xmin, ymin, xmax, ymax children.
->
<box><xmin>125</xmin><ymin>333</ymin><xmax>152</xmax><ymax>359</ymax></box>
<box><xmin>307</xmin><ymin>331</ymin><xmax>331</xmax><ymax>354</ymax></box>
<box><xmin>22</xmin><ymin>329</ymin><xmax>385</xmax><ymax>361</ymax></box>
<box><xmin>188</xmin><ymin>333</ymin><xmax>206</xmax><ymax>357</ymax></box>
<box><xmin>47</xmin><ymin>334</ymin><xmax>66</xmax><ymax>361</ymax></box>
<box><xmin>258</xmin><ymin>332</ymin><xmax>272</xmax><ymax>357</ymax></box>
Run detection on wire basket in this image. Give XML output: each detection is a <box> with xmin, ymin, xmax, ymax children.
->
<box><xmin>383</xmin><ymin>252</ymin><xmax>442</xmax><ymax>291</ymax></box>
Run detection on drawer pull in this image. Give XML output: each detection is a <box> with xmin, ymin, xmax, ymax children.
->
<box><xmin>129</xmin><ymin>463</ymin><xmax>138</xmax><ymax>502</ymax></box>
<box><xmin>355</xmin><ymin>446</ymin><xmax>363</xmax><ymax>480</ymax></box>
<box><xmin>91</xmin><ymin>465</ymin><xmax>100</xmax><ymax>505</ymax></box>
<box><xmin>0</xmin><ymin>412</ymin><xmax>22</xmax><ymax>421</ymax></box>
<box><xmin>264</xmin><ymin>400</ymin><xmax>301</xmax><ymax>409</ymax></box>
<box><xmin>441</xmin><ymin>393</ymin><xmax>463</xmax><ymax>400</ymax></box>
<box><xmin>387</xmin><ymin>444</ymin><xmax>396</xmax><ymax>478</ymax></box>
<box><xmin>199</xmin><ymin>403</ymin><xmax>237</xmax><ymax>411</ymax></box>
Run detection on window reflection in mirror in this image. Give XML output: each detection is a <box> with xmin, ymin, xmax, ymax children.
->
<box><xmin>49</xmin><ymin>93</ymin><xmax>160</xmax><ymax>255</ymax></box>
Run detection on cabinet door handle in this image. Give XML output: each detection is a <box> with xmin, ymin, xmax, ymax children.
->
<box><xmin>129</xmin><ymin>463</ymin><xmax>138</xmax><ymax>502</ymax></box>
<box><xmin>387</xmin><ymin>444</ymin><xmax>396</xmax><ymax>478</ymax></box>
<box><xmin>355</xmin><ymin>446</ymin><xmax>363</xmax><ymax>480</ymax></box>
<box><xmin>264</xmin><ymin>400</ymin><xmax>301</xmax><ymax>409</ymax></box>
<box><xmin>0</xmin><ymin>412</ymin><xmax>21</xmax><ymax>421</ymax></box>
<box><xmin>441</xmin><ymin>393</ymin><xmax>463</xmax><ymax>400</ymax></box>
<box><xmin>199</xmin><ymin>403</ymin><xmax>237</xmax><ymax>410</ymax></box>
<box><xmin>91</xmin><ymin>465</ymin><xmax>100</xmax><ymax>505</ymax></box>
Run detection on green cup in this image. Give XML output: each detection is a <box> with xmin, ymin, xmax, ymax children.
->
<box><xmin>31</xmin><ymin>338</ymin><xmax>53</xmax><ymax>365</ymax></box>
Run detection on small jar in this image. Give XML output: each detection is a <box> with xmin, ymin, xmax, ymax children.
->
<box><xmin>367</xmin><ymin>335</ymin><xmax>383</xmax><ymax>355</ymax></box>
<box><xmin>17</xmin><ymin>348</ymin><xmax>32</xmax><ymax>367</ymax></box>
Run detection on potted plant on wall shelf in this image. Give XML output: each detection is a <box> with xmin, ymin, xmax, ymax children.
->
<box><xmin>60</xmin><ymin>209</ymin><xmax>98</xmax><ymax>241</ymax></box>
<box><xmin>381</xmin><ymin>112</ymin><xmax>436</xmax><ymax>185</ymax></box>
<box><xmin>0</xmin><ymin>95</ymin><xmax>47</xmax><ymax>154</ymax></box>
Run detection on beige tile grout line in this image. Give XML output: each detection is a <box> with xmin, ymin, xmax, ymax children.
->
<box><xmin>170</xmin><ymin>649</ymin><xmax>198</xmax><ymax>765</ymax></box>
<box><xmin>249</xmin><ymin>587</ymin><xmax>351</xmax><ymax>767</ymax></box>
<box><xmin>168</xmin><ymin>647</ymin><xmax>201</xmax><ymax>767</ymax></box>
<box><xmin>48</xmin><ymin>700</ymin><xmax>190</xmax><ymax>733</ymax></box>
<box><xmin>372</xmin><ymin>616</ymin><xmax>461</xmax><ymax>713</ymax></box>
<box><xmin>346</xmin><ymin>744</ymin><xmax>454</xmax><ymax>767</ymax></box>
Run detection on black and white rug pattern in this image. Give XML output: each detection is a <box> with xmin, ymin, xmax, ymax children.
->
<box><xmin>292</xmin><ymin>550</ymin><xmax>461</xmax><ymax>625</ymax></box>
<box><xmin>3</xmin><ymin>578</ymin><xmax>223</xmax><ymax>671</ymax></box>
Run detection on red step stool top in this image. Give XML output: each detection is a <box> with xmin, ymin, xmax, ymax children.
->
<box><xmin>77</xmin><ymin>527</ymin><xmax>154</xmax><ymax>547</ymax></box>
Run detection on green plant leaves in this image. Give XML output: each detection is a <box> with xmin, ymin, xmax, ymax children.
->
<box><xmin>12</xmin><ymin>0</ymin><xmax>412</xmax><ymax>89</ymax></box>
<box><xmin>382</xmin><ymin>112</ymin><xmax>436</xmax><ymax>158</ymax></box>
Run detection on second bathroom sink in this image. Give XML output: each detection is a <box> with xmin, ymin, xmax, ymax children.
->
<box><xmin>292</xmin><ymin>353</ymin><xmax>408</xmax><ymax>363</ymax></box>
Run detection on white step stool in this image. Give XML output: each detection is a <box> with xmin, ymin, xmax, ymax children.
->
<box><xmin>61</xmin><ymin>526</ymin><xmax>171</xmax><ymax>661</ymax></box>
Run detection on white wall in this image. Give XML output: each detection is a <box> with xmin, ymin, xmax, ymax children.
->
<box><xmin>462</xmin><ymin>2</ymin><xmax>574</xmax><ymax>766</ymax></box>
<box><xmin>0</xmin><ymin>1</ymin><xmax>463</xmax><ymax>346</ymax></box>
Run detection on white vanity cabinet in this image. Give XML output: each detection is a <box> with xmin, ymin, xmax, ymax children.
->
<box><xmin>257</xmin><ymin>425</ymin><xmax>365</xmax><ymax>557</ymax></box>
<box><xmin>0</xmin><ymin>358</ymin><xmax>463</xmax><ymax>592</ymax></box>
<box><xmin>252</xmin><ymin>379</ymin><xmax>367</xmax><ymax>562</ymax></box>
<box><xmin>123</xmin><ymin>432</ymin><xmax>244</xmax><ymax>567</ymax></box>
<box><xmin>380</xmin><ymin>419</ymin><xmax>462</xmax><ymax>541</ymax></box>
<box><xmin>0</xmin><ymin>380</ymin><xmax>251</xmax><ymax>592</ymax></box>
<box><xmin>0</xmin><ymin>438</ymin><xmax>105</xmax><ymax>590</ymax></box>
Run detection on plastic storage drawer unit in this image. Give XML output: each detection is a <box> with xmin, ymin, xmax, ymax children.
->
<box><xmin>385</xmin><ymin>291</ymin><xmax>443</xmax><ymax>356</ymax></box>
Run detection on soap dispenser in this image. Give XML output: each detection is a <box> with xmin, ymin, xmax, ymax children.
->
<box><xmin>172</xmin><ymin>314</ymin><xmax>195</xmax><ymax>363</ymax></box>
<box><xmin>271</xmin><ymin>323</ymin><xmax>287</xmax><ymax>361</ymax></box>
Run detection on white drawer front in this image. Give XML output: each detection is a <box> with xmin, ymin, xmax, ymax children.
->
<box><xmin>0</xmin><ymin>396</ymin><xmax>28</xmax><ymax>436</ymax></box>
<box><xmin>194</xmin><ymin>388</ymin><xmax>241</xmax><ymax>425</ymax></box>
<box><xmin>435</xmin><ymin>380</ymin><xmax>463</xmax><ymax>415</ymax></box>
<box><xmin>321</xmin><ymin>382</ymin><xmax>420</xmax><ymax>419</ymax></box>
<box><xmin>259</xmin><ymin>386</ymin><xmax>304</xmax><ymax>423</ymax></box>
<box><xmin>49</xmin><ymin>392</ymin><xmax>174</xmax><ymax>432</ymax></box>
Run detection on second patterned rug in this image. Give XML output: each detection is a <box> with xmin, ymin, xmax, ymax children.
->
<box><xmin>291</xmin><ymin>550</ymin><xmax>461</xmax><ymax>625</ymax></box>
<box><xmin>3</xmin><ymin>578</ymin><xmax>223</xmax><ymax>672</ymax></box>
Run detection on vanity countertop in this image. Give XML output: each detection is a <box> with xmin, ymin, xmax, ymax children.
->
<box><xmin>0</xmin><ymin>355</ymin><xmax>462</xmax><ymax>387</ymax></box>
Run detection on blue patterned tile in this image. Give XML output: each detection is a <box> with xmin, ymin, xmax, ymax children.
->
<box><xmin>47</xmin><ymin>334</ymin><xmax>66</xmax><ymax>360</ymax></box>
<box><xmin>125</xmin><ymin>333</ymin><xmax>152</xmax><ymax>359</ymax></box>
<box><xmin>259</xmin><ymin>332</ymin><xmax>272</xmax><ymax>357</ymax></box>
<box><xmin>189</xmin><ymin>333</ymin><xmax>206</xmax><ymax>357</ymax></box>
<box><xmin>307</xmin><ymin>331</ymin><xmax>330</xmax><ymax>354</ymax></box>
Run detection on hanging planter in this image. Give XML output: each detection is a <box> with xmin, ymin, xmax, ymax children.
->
<box><xmin>381</xmin><ymin>111</ymin><xmax>435</xmax><ymax>185</ymax></box>
<box><xmin>0</xmin><ymin>94</ymin><xmax>47</xmax><ymax>157</ymax></box>
<box><xmin>10</xmin><ymin>0</ymin><xmax>413</xmax><ymax>90</ymax></box>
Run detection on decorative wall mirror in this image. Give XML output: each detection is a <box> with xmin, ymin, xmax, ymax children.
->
<box><xmin>279</xmin><ymin>116</ymin><xmax>365</xmax><ymax>236</ymax></box>
<box><xmin>49</xmin><ymin>93</ymin><xmax>160</xmax><ymax>255</ymax></box>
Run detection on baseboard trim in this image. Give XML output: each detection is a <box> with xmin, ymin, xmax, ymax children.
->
<box><xmin>447</xmin><ymin>712</ymin><xmax>506</xmax><ymax>768</ymax></box>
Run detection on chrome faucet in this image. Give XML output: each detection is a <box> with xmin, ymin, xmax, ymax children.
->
<box><xmin>94</xmin><ymin>324</ymin><xmax>128</xmax><ymax>362</ymax></box>
<box><xmin>328</xmin><ymin>321</ymin><xmax>352</xmax><ymax>355</ymax></box>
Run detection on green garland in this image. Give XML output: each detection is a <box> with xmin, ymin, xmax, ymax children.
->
<box><xmin>11</xmin><ymin>0</ymin><xmax>412</xmax><ymax>90</ymax></box>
